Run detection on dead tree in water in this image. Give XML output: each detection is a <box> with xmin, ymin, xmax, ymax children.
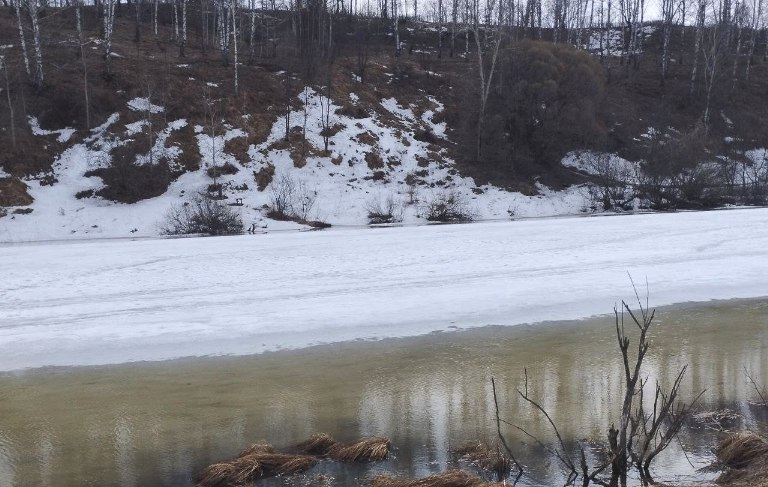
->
<box><xmin>492</xmin><ymin>281</ymin><xmax>702</xmax><ymax>486</ymax></box>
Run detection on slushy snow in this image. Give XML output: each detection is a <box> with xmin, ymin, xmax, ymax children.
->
<box><xmin>1</xmin><ymin>208</ymin><xmax>767</xmax><ymax>371</ymax></box>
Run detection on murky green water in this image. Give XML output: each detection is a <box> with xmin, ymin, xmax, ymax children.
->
<box><xmin>1</xmin><ymin>299</ymin><xmax>767</xmax><ymax>486</ymax></box>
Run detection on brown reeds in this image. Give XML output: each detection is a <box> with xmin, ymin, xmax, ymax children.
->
<box><xmin>454</xmin><ymin>442</ymin><xmax>511</xmax><ymax>480</ymax></box>
<box><xmin>294</xmin><ymin>433</ymin><xmax>337</xmax><ymax>455</ymax></box>
<box><xmin>195</xmin><ymin>447</ymin><xmax>317</xmax><ymax>487</ymax></box>
<box><xmin>717</xmin><ymin>432</ymin><xmax>768</xmax><ymax>469</ymax></box>
<box><xmin>258</xmin><ymin>453</ymin><xmax>318</xmax><ymax>475</ymax></box>
<box><xmin>369</xmin><ymin>470</ymin><xmax>495</xmax><ymax>487</ymax></box>
<box><xmin>328</xmin><ymin>436</ymin><xmax>392</xmax><ymax>462</ymax></box>
<box><xmin>716</xmin><ymin>432</ymin><xmax>768</xmax><ymax>486</ymax></box>
<box><xmin>237</xmin><ymin>443</ymin><xmax>275</xmax><ymax>457</ymax></box>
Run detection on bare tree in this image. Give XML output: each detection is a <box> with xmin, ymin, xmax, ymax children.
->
<box><xmin>472</xmin><ymin>0</ymin><xmax>504</xmax><ymax>160</ymax></box>
<box><xmin>180</xmin><ymin>0</ymin><xmax>189</xmax><ymax>57</ymax></box>
<box><xmin>744</xmin><ymin>0</ymin><xmax>762</xmax><ymax>80</ymax></box>
<box><xmin>143</xmin><ymin>78</ymin><xmax>155</xmax><ymax>165</ymax></box>
<box><xmin>103</xmin><ymin>0</ymin><xmax>117</xmax><ymax>75</ymax></box>
<box><xmin>231</xmin><ymin>0</ymin><xmax>239</xmax><ymax>95</ymax></box>
<box><xmin>25</xmin><ymin>0</ymin><xmax>44</xmax><ymax>89</ymax></box>
<box><xmin>702</xmin><ymin>20</ymin><xmax>725</xmax><ymax>125</ymax></box>
<box><xmin>76</xmin><ymin>3</ymin><xmax>91</xmax><ymax>129</ymax></box>
<box><xmin>660</xmin><ymin>0</ymin><xmax>678</xmax><ymax>83</ymax></box>
<box><xmin>0</xmin><ymin>56</ymin><xmax>15</xmax><ymax>148</ymax></box>
<box><xmin>13</xmin><ymin>0</ymin><xmax>31</xmax><ymax>78</ymax></box>
<box><xmin>690</xmin><ymin>0</ymin><xmax>706</xmax><ymax>95</ymax></box>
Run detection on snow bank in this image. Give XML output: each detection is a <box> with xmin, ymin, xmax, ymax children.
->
<box><xmin>1</xmin><ymin>208</ymin><xmax>767</xmax><ymax>371</ymax></box>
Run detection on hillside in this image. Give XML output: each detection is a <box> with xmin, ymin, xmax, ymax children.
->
<box><xmin>0</xmin><ymin>5</ymin><xmax>767</xmax><ymax>241</ymax></box>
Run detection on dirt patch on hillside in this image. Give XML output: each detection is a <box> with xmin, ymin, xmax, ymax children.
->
<box><xmin>0</xmin><ymin>178</ymin><xmax>34</xmax><ymax>207</ymax></box>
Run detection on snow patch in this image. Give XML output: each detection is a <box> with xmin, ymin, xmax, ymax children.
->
<box><xmin>127</xmin><ymin>97</ymin><xmax>164</xmax><ymax>114</ymax></box>
<box><xmin>28</xmin><ymin>116</ymin><xmax>76</xmax><ymax>143</ymax></box>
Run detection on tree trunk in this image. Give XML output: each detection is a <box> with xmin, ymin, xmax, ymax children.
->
<box><xmin>1</xmin><ymin>58</ymin><xmax>15</xmax><ymax>148</ymax></box>
<box><xmin>27</xmin><ymin>0</ymin><xmax>44</xmax><ymax>89</ymax></box>
<box><xmin>76</xmin><ymin>5</ymin><xmax>91</xmax><ymax>129</ymax></box>
<box><xmin>14</xmin><ymin>1</ymin><xmax>31</xmax><ymax>78</ymax></box>
<box><xmin>104</xmin><ymin>0</ymin><xmax>116</xmax><ymax>75</ymax></box>
<box><xmin>232</xmin><ymin>0</ymin><xmax>238</xmax><ymax>96</ymax></box>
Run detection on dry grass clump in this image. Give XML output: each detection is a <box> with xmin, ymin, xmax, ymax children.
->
<box><xmin>455</xmin><ymin>442</ymin><xmax>511</xmax><ymax>480</ymax></box>
<box><xmin>253</xmin><ymin>163</ymin><xmax>275</xmax><ymax>191</ymax></box>
<box><xmin>294</xmin><ymin>433</ymin><xmax>337</xmax><ymax>455</ymax></box>
<box><xmin>365</xmin><ymin>152</ymin><xmax>385</xmax><ymax>170</ymax></box>
<box><xmin>717</xmin><ymin>432</ymin><xmax>768</xmax><ymax>469</ymax></box>
<box><xmin>237</xmin><ymin>443</ymin><xmax>275</xmax><ymax>457</ymax></box>
<box><xmin>195</xmin><ymin>461</ymin><xmax>253</xmax><ymax>487</ymax></box>
<box><xmin>0</xmin><ymin>177</ymin><xmax>34</xmax><ymax>206</ymax></box>
<box><xmin>716</xmin><ymin>432</ymin><xmax>768</xmax><ymax>486</ymax></box>
<box><xmin>329</xmin><ymin>436</ymin><xmax>392</xmax><ymax>462</ymax></box>
<box><xmin>195</xmin><ymin>445</ymin><xmax>317</xmax><ymax>487</ymax></box>
<box><xmin>369</xmin><ymin>470</ymin><xmax>495</xmax><ymax>487</ymax></box>
<box><xmin>247</xmin><ymin>453</ymin><xmax>318</xmax><ymax>476</ymax></box>
<box><xmin>224</xmin><ymin>137</ymin><xmax>250</xmax><ymax>166</ymax></box>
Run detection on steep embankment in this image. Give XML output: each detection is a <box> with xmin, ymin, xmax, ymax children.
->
<box><xmin>0</xmin><ymin>73</ymin><xmax>586</xmax><ymax>242</ymax></box>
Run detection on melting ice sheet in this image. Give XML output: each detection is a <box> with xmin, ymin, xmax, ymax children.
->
<box><xmin>1</xmin><ymin>208</ymin><xmax>768</xmax><ymax>371</ymax></box>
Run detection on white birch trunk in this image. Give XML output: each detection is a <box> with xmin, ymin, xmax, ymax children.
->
<box><xmin>232</xmin><ymin>0</ymin><xmax>238</xmax><ymax>96</ymax></box>
<box><xmin>76</xmin><ymin>5</ymin><xmax>91</xmax><ymax>129</ymax></box>
<box><xmin>104</xmin><ymin>0</ymin><xmax>116</xmax><ymax>74</ymax></box>
<box><xmin>745</xmin><ymin>0</ymin><xmax>762</xmax><ymax>80</ymax></box>
<box><xmin>28</xmin><ymin>0</ymin><xmax>43</xmax><ymax>88</ymax></box>
<box><xmin>0</xmin><ymin>57</ymin><xmax>15</xmax><ymax>148</ymax></box>
<box><xmin>14</xmin><ymin>1</ymin><xmax>31</xmax><ymax>78</ymax></box>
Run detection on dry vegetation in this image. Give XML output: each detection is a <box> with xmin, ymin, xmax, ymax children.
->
<box><xmin>196</xmin><ymin>434</ymin><xmax>392</xmax><ymax>487</ymax></box>
<box><xmin>454</xmin><ymin>442</ymin><xmax>511</xmax><ymax>481</ymax></box>
<box><xmin>328</xmin><ymin>437</ymin><xmax>392</xmax><ymax>462</ymax></box>
<box><xmin>716</xmin><ymin>432</ymin><xmax>768</xmax><ymax>486</ymax></box>
<box><xmin>369</xmin><ymin>470</ymin><xmax>497</xmax><ymax>487</ymax></box>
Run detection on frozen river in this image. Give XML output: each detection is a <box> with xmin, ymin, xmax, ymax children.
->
<box><xmin>2</xmin><ymin>208</ymin><xmax>768</xmax><ymax>371</ymax></box>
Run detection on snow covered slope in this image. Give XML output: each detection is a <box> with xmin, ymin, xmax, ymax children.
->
<box><xmin>0</xmin><ymin>89</ymin><xmax>587</xmax><ymax>242</ymax></box>
<box><xmin>2</xmin><ymin>208</ymin><xmax>767</xmax><ymax>371</ymax></box>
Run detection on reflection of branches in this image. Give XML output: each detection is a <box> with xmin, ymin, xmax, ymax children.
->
<box><xmin>489</xmin><ymin>278</ymin><xmax>702</xmax><ymax>486</ymax></box>
<box><xmin>490</xmin><ymin>377</ymin><xmax>524</xmax><ymax>485</ymax></box>
<box><xmin>630</xmin><ymin>367</ymin><xmax>705</xmax><ymax>483</ymax></box>
<box><xmin>507</xmin><ymin>369</ymin><xmax>613</xmax><ymax>487</ymax></box>
<box><xmin>745</xmin><ymin>366</ymin><xmax>768</xmax><ymax>408</ymax></box>
<box><xmin>515</xmin><ymin>369</ymin><xmax>577</xmax><ymax>484</ymax></box>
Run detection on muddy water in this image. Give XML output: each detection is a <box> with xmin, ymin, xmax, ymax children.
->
<box><xmin>1</xmin><ymin>299</ymin><xmax>767</xmax><ymax>487</ymax></box>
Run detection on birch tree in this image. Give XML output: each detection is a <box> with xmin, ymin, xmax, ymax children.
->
<box><xmin>690</xmin><ymin>0</ymin><xmax>706</xmax><ymax>94</ymax></box>
<box><xmin>13</xmin><ymin>0</ymin><xmax>31</xmax><ymax>78</ymax></box>
<box><xmin>702</xmin><ymin>20</ymin><xmax>724</xmax><ymax>125</ymax></box>
<box><xmin>472</xmin><ymin>0</ymin><xmax>504</xmax><ymax>160</ymax></box>
<box><xmin>437</xmin><ymin>0</ymin><xmax>443</xmax><ymax>56</ymax></box>
<box><xmin>76</xmin><ymin>3</ymin><xmax>91</xmax><ymax>129</ymax></box>
<box><xmin>180</xmin><ymin>0</ymin><xmax>188</xmax><ymax>57</ymax></box>
<box><xmin>231</xmin><ymin>0</ymin><xmax>239</xmax><ymax>96</ymax></box>
<box><xmin>26</xmin><ymin>0</ymin><xmax>44</xmax><ymax>89</ymax></box>
<box><xmin>744</xmin><ymin>0</ymin><xmax>762</xmax><ymax>80</ymax></box>
<box><xmin>660</xmin><ymin>0</ymin><xmax>677</xmax><ymax>83</ymax></box>
<box><xmin>103</xmin><ymin>0</ymin><xmax>117</xmax><ymax>75</ymax></box>
<box><xmin>0</xmin><ymin>56</ymin><xmax>15</xmax><ymax>148</ymax></box>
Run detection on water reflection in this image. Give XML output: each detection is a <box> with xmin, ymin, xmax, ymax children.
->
<box><xmin>0</xmin><ymin>299</ymin><xmax>767</xmax><ymax>486</ymax></box>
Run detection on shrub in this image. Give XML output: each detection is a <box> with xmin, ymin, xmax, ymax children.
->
<box><xmin>162</xmin><ymin>196</ymin><xmax>243</xmax><ymax>236</ymax></box>
<box><xmin>421</xmin><ymin>189</ymin><xmax>475</xmax><ymax>223</ymax></box>
<box><xmin>89</xmin><ymin>160</ymin><xmax>174</xmax><ymax>204</ymax></box>
<box><xmin>268</xmin><ymin>173</ymin><xmax>317</xmax><ymax>221</ymax></box>
<box><xmin>207</xmin><ymin>162</ymin><xmax>239</xmax><ymax>178</ymax></box>
<box><xmin>366</xmin><ymin>194</ymin><xmax>403</xmax><ymax>224</ymax></box>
